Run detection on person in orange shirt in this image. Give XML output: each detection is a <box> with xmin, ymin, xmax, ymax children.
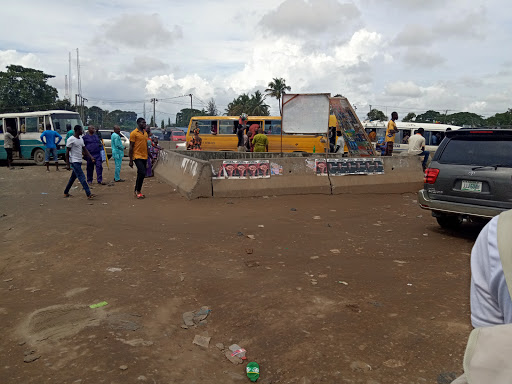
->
<box><xmin>129</xmin><ymin>118</ymin><xmax>149</xmax><ymax>199</ymax></box>
<box><xmin>368</xmin><ymin>128</ymin><xmax>377</xmax><ymax>142</ymax></box>
<box><xmin>384</xmin><ymin>112</ymin><xmax>399</xmax><ymax>156</ymax></box>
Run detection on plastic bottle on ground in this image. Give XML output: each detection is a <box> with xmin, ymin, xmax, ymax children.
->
<box><xmin>228</xmin><ymin>344</ymin><xmax>246</xmax><ymax>360</ymax></box>
<box><xmin>246</xmin><ymin>362</ymin><xmax>260</xmax><ymax>382</ymax></box>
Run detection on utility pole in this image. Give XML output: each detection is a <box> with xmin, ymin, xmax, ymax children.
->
<box><xmin>143</xmin><ymin>102</ymin><xmax>146</xmax><ymax>120</ymax></box>
<box><xmin>151</xmin><ymin>98</ymin><xmax>158</xmax><ymax>127</ymax></box>
<box><xmin>189</xmin><ymin>94</ymin><xmax>193</xmax><ymax>110</ymax></box>
<box><xmin>444</xmin><ymin>109</ymin><xmax>448</xmax><ymax>124</ymax></box>
<box><xmin>69</xmin><ymin>52</ymin><xmax>72</xmax><ymax>103</ymax></box>
<box><xmin>65</xmin><ymin>75</ymin><xmax>69</xmax><ymax>100</ymax></box>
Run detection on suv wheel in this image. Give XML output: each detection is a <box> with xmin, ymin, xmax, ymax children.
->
<box><xmin>436</xmin><ymin>215</ymin><xmax>463</xmax><ymax>229</ymax></box>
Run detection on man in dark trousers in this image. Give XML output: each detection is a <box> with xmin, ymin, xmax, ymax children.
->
<box><xmin>129</xmin><ymin>118</ymin><xmax>149</xmax><ymax>199</ymax></box>
<box><xmin>82</xmin><ymin>125</ymin><xmax>105</xmax><ymax>185</ymax></box>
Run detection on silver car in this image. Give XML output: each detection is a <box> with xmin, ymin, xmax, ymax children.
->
<box><xmin>98</xmin><ymin>129</ymin><xmax>130</xmax><ymax>157</ymax></box>
<box><xmin>418</xmin><ymin>129</ymin><xmax>512</xmax><ymax>228</ymax></box>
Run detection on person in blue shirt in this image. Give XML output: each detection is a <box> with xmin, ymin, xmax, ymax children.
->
<box><xmin>111</xmin><ymin>125</ymin><xmax>125</xmax><ymax>182</ymax></box>
<box><xmin>82</xmin><ymin>125</ymin><xmax>104</xmax><ymax>185</ymax></box>
<box><xmin>40</xmin><ymin>124</ymin><xmax>63</xmax><ymax>172</ymax></box>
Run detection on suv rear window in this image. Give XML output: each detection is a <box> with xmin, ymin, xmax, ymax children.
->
<box><xmin>438</xmin><ymin>136</ymin><xmax>512</xmax><ymax>167</ymax></box>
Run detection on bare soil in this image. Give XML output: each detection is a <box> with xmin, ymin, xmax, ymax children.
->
<box><xmin>0</xmin><ymin>162</ymin><xmax>484</xmax><ymax>384</ymax></box>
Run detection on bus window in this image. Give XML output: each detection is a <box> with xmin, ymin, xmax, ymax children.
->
<box><xmin>210</xmin><ymin>121</ymin><xmax>218</xmax><ymax>135</ymax></box>
<box><xmin>423</xmin><ymin>131</ymin><xmax>431</xmax><ymax>145</ymax></box>
<box><xmin>39</xmin><ymin>116</ymin><xmax>45</xmax><ymax>132</ymax></box>
<box><xmin>5</xmin><ymin>118</ymin><xmax>17</xmax><ymax>133</ymax></box>
<box><xmin>194</xmin><ymin>120</ymin><xmax>214</xmax><ymax>134</ymax></box>
<box><xmin>25</xmin><ymin>117</ymin><xmax>38</xmax><ymax>133</ymax></box>
<box><xmin>50</xmin><ymin>113</ymin><xmax>83</xmax><ymax>134</ymax></box>
<box><xmin>219</xmin><ymin>120</ymin><xmax>236</xmax><ymax>135</ymax></box>
<box><xmin>401</xmin><ymin>130</ymin><xmax>411</xmax><ymax>143</ymax></box>
<box><xmin>265</xmin><ymin>120</ymin><xmax>281</xmax><ymax>135</ymax></box>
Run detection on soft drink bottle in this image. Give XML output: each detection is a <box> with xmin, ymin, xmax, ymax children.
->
<box><xmin>246</xmin><ymin>362</ymin><xmax>260</xmax><ymax>382</ymax></box>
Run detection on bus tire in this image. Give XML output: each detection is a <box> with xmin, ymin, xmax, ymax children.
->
<box><xmin>33</xmin><ymin>148</ymin><xmax>45</xmax><ymax>166</ymax></box>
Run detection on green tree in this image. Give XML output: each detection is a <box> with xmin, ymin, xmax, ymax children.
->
<box><xmin>0</xmin><ymin>65</ymin><xmax>58</xmax><ymax>113</ymax></box>
<box><xmin>265</xmin><ymin>77</ymin><xmax>291</xmax><ymax>115</ymax></box>
<box><xmin>161</xmin><ymin>120</ymin><xmax>165</xmax><ymax>129</ymax></box>
<box><xmin>225</xmin><ymin>91</ymin><xmax>270</xmax><ymax>116</ymax></box>
<box><xmin>485</xmin><ymin>109</ymin><xmax>512</xmax><ymax>127</ymax></box>
<box><xmin>415</xmin><ymin>110</ymin><xmax>442</xmax><ymax>123</ymax></box>
<box><xmin>402</xmin><ymin>112</ymin><xmax>416</xmax><ymax>122</ymax></box>
<box><xmin>150</xmin><ymin>116</ymin><xmax>155</xmax><ymax>127</ymax></box>
<box><xmin>206</xmin><ymin>98</ymin><xmax>218</xmax><ymax>116</ymax></box>
<box><xmin>446</xmin><ymin>112</ymin><xmax>485</xmax><ymax>127</ymax></box>
<box><xmin>167</xmin><ymin>117</ymin><xmax>171</xmax><ymax>127</ymax></box>
<box><xmin>175</xmin><ymin>108</ymin><xmax>205</xmax><ymax>127</ymax></box>
<box><xmin>367</xmin><ymin>109</ymin><xmax>387</xmax><ymax>121</ymax></box>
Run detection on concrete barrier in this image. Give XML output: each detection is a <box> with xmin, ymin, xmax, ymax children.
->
<box><xmin>210</xmin><ymin>156</ymin><xmax>331</xmax><ymax>198</ymax></box>
<box><xmin>154</xmin><ymin>150</ymin><xmax>424</xmax><ymax>199</ymax></box>
<box><xmin>154</xmin><ymin>150</ymin><xmax>212</xmax><ymax>199</ymax></box>
<box><xmin>330</xmin><ymin>156</ymin><xmax>424</xmax><ymax>194</ymax></box>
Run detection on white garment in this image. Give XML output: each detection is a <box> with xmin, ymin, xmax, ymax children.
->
<box><xmin>408</xmin><ymin>134</ymin><xmax>425</xmax><ymax>155</ymax></box>
<box><xmin>66</xmin><ymin>136</ymin><xmax>85</xmax><ymax>163</ymax></box>
<box><xmin>470</xmin><ymin>216</ymin><xmax>512</xmax><ymax>327</ymax></box>
<box><xmin>336</xmin><ymin>136</ymin><xmax>345</xmax><ymax>153</ymax></box>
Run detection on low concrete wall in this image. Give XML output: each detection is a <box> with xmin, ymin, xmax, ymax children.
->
<box><xmin>154</xmin><ymin>150</ymin><xmax>424</xmax><ymax>199</ymax></box>
<box><xmin>154</xmin><ymin>150</ymin><xmax>212</xmax><ymax>199</ymax></box>
<box><xmin>210</xmin><ymin>156</ymin><xmax>332</xmax><ymax>198</ymax></box>
<box><xmin>330</xmin><ymin>156</ymin><xmax>424</xmax><ymax>194</ymax></box>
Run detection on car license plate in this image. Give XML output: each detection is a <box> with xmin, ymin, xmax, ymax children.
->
<box><xmin>461</xmin><ymin>180</ymin><xmax>482</xmax><ymax>192</ymax></box>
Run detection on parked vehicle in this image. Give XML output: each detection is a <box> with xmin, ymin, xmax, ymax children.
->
<box><xmin>418</xmin><ymin>129</ymin><xmax>512</xmax><ymax>228</ymax></box>
<box><xmin>150</xmin><ymin>129</ymin><xmax>164</xmax><ymax>141</ymax></box>
<box><xmin>0</xmin><ymin>110</ymin><xmax>83</xmax><ymax>165</ymax></box>
<box><xmin>97</xmin><ymin>129</ymin><xmax>130</xmax><ymax>157</ymax></box>
<box><xmin>170</xmin><ymin>130</ymin><xmax>186</xmax><ymax>141</ymax></box>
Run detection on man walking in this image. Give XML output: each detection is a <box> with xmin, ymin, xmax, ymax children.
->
<box><xmin>64</xmin><ymin>125</ymin><xmax>96</xmax><ymax>199</ymax></box>
<box><xmin>237</xmin><ymin>122</ymin><xmax>246</xmax><ymax>152</ymax></box>
<box><xmin>40</xmin><ymin>124</ymin><xmax>62</xmax><ymax>171</ymax></box>
<box><xmin>252</xmin><ymin>127</ymin><xmax>269</xmax><ymax>152</ymax></box>
<box><xmin>83</xmin><ymin>125</ymin><xmax>105</xmax><ymax>185</ymax></box>
<box><xmin>129</xmin><ymin>118</ymin><xmax>149</xmax><ymax>199</ymax></box>
<box><xmin>384</xmin><ymin>112</ymin><xmax>399</xmax><ymax>156</ymax></box>
<box><xmin>408</xmin><ymin>128</ymin><xmax>430</xmax><ymax>171</ymax></box>
<box><xmin>111</xmin><ymin>125</ymin><xmax>125</xmax><ymax>182</ymax></box>
<box><xmin>3</xmin><ymin>127</ymin><xmax>17</xmax><ymax>169</ymax></box>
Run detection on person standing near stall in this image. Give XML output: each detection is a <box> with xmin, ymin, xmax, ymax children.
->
<box><xmin>111</xmin><ymin>125</ymin><xmax>125</xmax><ymax>182</ymax></box>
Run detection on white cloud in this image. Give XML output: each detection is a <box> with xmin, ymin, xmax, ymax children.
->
<box><xmin>402</xmin><ymin>49</ymin><xmax>446</xmax><ymax>68</ymax></box>
<box><xmin>96</xmin><ymin>13</ymin><xmax>182</xmax><ymax>49</ymax></box>
<box><xmin>0</xmin><ymin>50</ymin><xmax>41</xmax><ymax>71</ymax></box>
<box><xmin>259</xmin><ymin>0</ymin><xmax>360</xmax><ymax>37</ymax></box>
<box><xmin>125</xmin><ymin>57</ymin><xmax>169</xmax><ymax>74</ymax></box>
<box><xmin>385</xmin><ymin>81</ymin><xmax>423</xmax><ymax>98</ymax></box>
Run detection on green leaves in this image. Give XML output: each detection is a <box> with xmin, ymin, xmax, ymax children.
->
<box><xmin>225</xmin><ymin>90</ymin><xmax>270</xmax><ymax>116</ymax></box>
<box><xmin>265</xmin><ymin>77</ymin><xmax>291</xmax><ymax>115</ymax></box>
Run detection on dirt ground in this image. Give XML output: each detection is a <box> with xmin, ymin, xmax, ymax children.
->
<box><xmin>0</xmin><ymin>161</ymin><xmax>485</xmax><ymax>384</ymax></box>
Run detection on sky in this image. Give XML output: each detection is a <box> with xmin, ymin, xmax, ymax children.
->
<box><xmin>1</xmin><ymin>0</ymin><xmax>511</xmax><ymax>124</ymax></box>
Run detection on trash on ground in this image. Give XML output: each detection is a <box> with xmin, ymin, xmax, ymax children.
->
<box><xmin>193</xmin><ymin>334</ymin><xmax>211</xmax><ymax>348</ymax></box>
<box><xmin>290</xmin><ymin>208</ymin><xmax>297</xmax><ymax>211</ymax></box>
<box><xmin>330</xmin><ymin>249</ymin><xmax>340</xmax><ymax>254</ymax></box>
<box><xmin>237</xmin><ymin>232</ymin><xmax>244</xmax><ymax>236</ymax></box>
<box><xmin>383</xmin><ymin>359</ymin><xmax>405</xmax><ymax>368</ymax></box>
<box><xmin>106</xmin><ymin>267</ymin><xmax>122</xmax><ymax>272</ymax></box>
<box><xmin>119</xmin><ymin>365</ymin><xmax>128</xmax><ymax>370</ymax></box>
<box><xmin>423</xmin><ymin>233</ymin><xmax>429</xmax><ymax>237</ymax></box>
<box><xmin>107</xmin><ymin>242</ymin><xmax>113</xmax><ymax>247</ymax></box>
<box><xmin>247</xmin><ymin>235</ymin><xmax>256</xmax><ymax>240</ymax></box>
<box><xmin>246</xmin><ymin>248</ymin><xmax>253</xmax><ymax>254</ymax></box>
<box><xmin>313</xmin><ymin>216</ymin><xmax>321</xmax><ymax>220</ymax></box>
<box><xmin>258</xmin><ymin>225</ymin><xmax>264</xmax><ymax>228</ymax></box>
<box><xmin>89</xmin><ymin>301</ymin><xmax>108</xmax><ymax>309</ymax></box>
<box><xmin>246</xmin><ymin>362</ymin><xmax>260</xmax><ymax>382</ymax></box>
<box><xmin>182</xmin><ymin>306</ymin><xmax>211</xmax><ymax>328</ymax></box>
<box><xmin>225</xmin><ymin>349</ymin><xmax>243</xmax><ymax>365</ymax></box>
<box><xmin>338</xmin><ymin>281</ymin><xmax>349</xmax><ymax>285</ymax></box>
<box><xmin>180</xmin><ymin>273</ymin><xmax>185</xmax><ymax>282</ymax></box>
<box><xmin>41</xmin><ymin>192</ymin><xmax>48</xmax><ymax>195</ymax></box>
<box><xmin>229</xmin><ymin>344</ymin><xmax>247</xmax><ymax>360</ymax></box>
<box><xmin>407</xmin><ymin>283</ymin><xmax>413</xmax><ymax>286</ymax></box>
<box><xmin>310</xmin><ymin>256</ymin><xmax>319</xmax><ymax>260</ymax></box>
<box><xmin>346</xmin><ymin>304</ymin><xmax>361</xmax><ymax>313</ymax></box>
<box><xmin>3</xmin><ymin>278</ymin><xmax>13</xmax><ymax>282</ymax></box>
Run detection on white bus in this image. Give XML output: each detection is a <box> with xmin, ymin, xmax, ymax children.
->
<box><xmin>363</xmin><ymin>120</ymin><xmax>462</xmax><ymax>154</ymax></box>
<box><xmin>0</xmin><ymin>110</ymin><xmax>84</xmax><ymax>165</ymax></box>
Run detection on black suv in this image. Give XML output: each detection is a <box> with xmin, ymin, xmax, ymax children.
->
<box><xmin>418</xmin><ymin>129</ymin><xmax>512</xmax><ymax>228</ymax></box>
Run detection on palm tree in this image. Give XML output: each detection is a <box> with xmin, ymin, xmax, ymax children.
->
<box><xmin>249</xmin><ymin>90</ymin><xmax>270</xmax><ymax>116</ymax></box>
<box><xmin>265</xmin><ymin>78</ymin><xmax>291</xmax><ymax>115</ymax></box>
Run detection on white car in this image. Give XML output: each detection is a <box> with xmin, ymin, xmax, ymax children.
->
<box><xmin>98</xmin><ymin>129</ymin><xmax>130</xmax><ymax>157</ymax></box>
<box><xmin>175</xmin><ymin>141</ymin><xmax>187</xmax><ymax>150</ymax></box>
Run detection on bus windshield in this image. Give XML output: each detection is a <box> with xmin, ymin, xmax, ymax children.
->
<box><xmin>51</xmin><ymin>113</ymin><xmax>83</xmax><ymax>134</ymax></box>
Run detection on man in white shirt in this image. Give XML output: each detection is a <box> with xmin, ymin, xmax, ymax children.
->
<box><xmin>335</xmin><ymin>131</ymin><xmax>345</xmax><ymax>156</ymax></box>
<box><xmin>407</xmin><ymin>128</ymin><xmax>430</xmax><ymax>171</ymax></box>
<box><xmin>63</xmin><ymin>126</ymin><xmax>96</xmax><ymax>199</ymax></box>
<box><xmin>471</xmin><ymin>213</ymin><xmax>512</xmax><ymax>327</ymax></box>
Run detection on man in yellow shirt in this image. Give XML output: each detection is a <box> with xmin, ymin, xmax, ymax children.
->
<box><xmin>129</xmin><ymin>118</ymin><xmax>149</xmax><ymax>199</ymax></box>
<box><xmin>384</xmin><ymin>112</ymin><xmax>399</xmax><ymax>156</ymax></box>
<box><xmin>252</xmin><ymin>127</ymin><xmax>269</xmax><ymax>152</ymax></box>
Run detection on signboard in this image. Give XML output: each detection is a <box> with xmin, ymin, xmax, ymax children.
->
<box><xmin>314</xmin><ymin>158</ymin><xmax>384</xmax><ymax>176</ymax></box>
<box><xmin>330</xmin><ymin>97</ymin><xmax>375</xmax><ymax>157</ymax></box>
<box><xmin>282</xmin><ymin>93</ymin><xmax>330</xmax><ymax>134</ymax></box>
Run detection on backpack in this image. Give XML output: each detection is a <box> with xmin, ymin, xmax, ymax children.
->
<box><xmin>452</xmin><ymin>210</ymin><xmax>512</xmax><ymax>384</ymax></box>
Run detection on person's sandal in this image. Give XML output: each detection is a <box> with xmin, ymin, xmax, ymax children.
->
<box><xmin>87</xmin><ymin>194</ymin><xmax>96</xmax><ymax>200</ymax></box>
<box><xmin>136</xmin><ymin>193</ymin><xmax>145</xmax><ymax>199</ymax></box>
<box><xmin>63</xmin><ymin>193</ymin><xmax>73</xmax><ymax>198</ymax></box>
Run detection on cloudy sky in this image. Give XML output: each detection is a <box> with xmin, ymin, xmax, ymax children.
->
<box><xmin>1</xmin><ymin>0</ymin><xmax>511</xmax><ymax>124</ymax></box>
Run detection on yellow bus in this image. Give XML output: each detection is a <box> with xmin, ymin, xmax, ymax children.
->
<box><xmin>186</xmin><ymin>116</ymin><xmax>327</xmax><ymax>153</ymax></box>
